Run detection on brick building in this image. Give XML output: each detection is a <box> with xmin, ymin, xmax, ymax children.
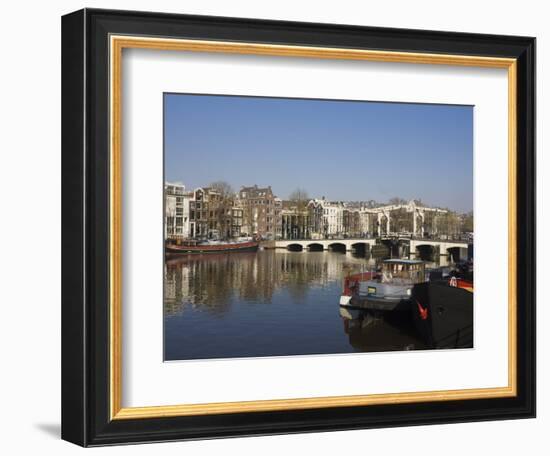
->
<box><xmin>238</xmin><ymin>185</ymin><xmax>277</xmax><ymax>238</ymax></box>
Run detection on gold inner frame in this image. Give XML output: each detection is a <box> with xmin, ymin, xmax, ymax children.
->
<box><xmin>109</xmin><ymin>35</ymin><xmax>517</xmax><ymax>420</ymax></box>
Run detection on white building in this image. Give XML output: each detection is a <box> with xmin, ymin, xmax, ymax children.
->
<box><xmin>358</xmin><ymin>207</ymin><xmax>373</xmax><ymax>236</ymax></box>
<box><xmin>165</xmin><ymin>182</ymin><xmax>192</xmax><ymax>239</ymax></box>
<box><xmin>325</xmin><ymin>202</ymin><xmax>344</xmax><ymax>236</ymax></box>
<box><xmin>308</xmin><ymin>198</ymin><xmax>344</xmax><ymax>238</ymax></box>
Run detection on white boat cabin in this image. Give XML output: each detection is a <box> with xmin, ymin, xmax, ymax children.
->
<box><xmin>380</xmin><ymin>259</ymin><xmax>426</xmax><ymax>284</ymax></box>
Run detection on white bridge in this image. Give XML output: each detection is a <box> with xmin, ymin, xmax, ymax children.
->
<box><xmin>409</xmin><ymin>239</ymin><xmax>469</xmax><ymax>258</ymax></box>
<box><xmin>272</xmin><ymin>238</ymin><xmax>469</xmax><ymax>259</ymax></box>
<box><xmin>274</xmin><ymin>238</ymin><xmax>376</xmax><ymax>252</ymax></box>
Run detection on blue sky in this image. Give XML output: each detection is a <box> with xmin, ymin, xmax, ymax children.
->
<box><xmin>164</xmin><ymin>94</ymin><xmax>473</xmax><ymax>212</ymax></box>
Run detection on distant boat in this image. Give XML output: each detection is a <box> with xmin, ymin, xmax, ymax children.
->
<box><xmin>166</xmin><ymin>238</ymin><xmax>259</xmax><ymax>255</ymax></box>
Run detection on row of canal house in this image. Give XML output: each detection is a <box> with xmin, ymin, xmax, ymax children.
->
<box><xmin>166</xmin><ymin>183</ymin><xmax>283</xmax><ymax>241</ymax></box>
<box><xmin>165</xmin><ymin>183</ymin><xmax>244</xmax><ymax>240</ymax></box>
<box><xmin>166</xmin><ymin>183</ymin><xmax>380</xmax><ymax>241</ymax></box>
<box><xmin>166</xmin><ymin>183</ymin><xmax>450</xmax><ymax>241</ymax></box>
<box><xmin>165</xmin><ymin>183</ymin><xmax>368</xmax><ymax>241</ymax></box>
<box><xmin>307</xmin><ymin>198</ymin><xmax>372</xmax><ymax>239</ymax></box>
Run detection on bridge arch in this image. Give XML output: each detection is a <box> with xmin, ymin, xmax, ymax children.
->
<box><xmin>307</xmin><ymin>243</ymin><xmax>324</xmax><ymax>252</ymax></box>
<box><xmin>447</xmin><ymin>246</ymin><xmax>469</xmax><ymax>262</ymax></box>
<box><xmin>415</xmin><ymin>244</ymin><xmax>438</xmax><ymax>261</ymax></box>
<box><xmin>351</xmin><ymin>242</ymin><xmax>370</xmax><ymax>256</ymax></box>
<box><xmin>328</xmin><ymin>242</ymin><xmax>347</xmax><ymax>253</ymax></box>
<box><xmin>287</xmin><ymin>243</ymin><xmax>303</xmax><ymax>252</ymax></box>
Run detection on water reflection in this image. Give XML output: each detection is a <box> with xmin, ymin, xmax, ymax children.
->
<box><xmin>339</xmin><ymin>307</ymin><xmax>427</xmax><ymax>352</ymax></box>
<box><xmin>164</xmin><ymin>250</ymin><xmax>439</xmax><ymax>360</ymax></box>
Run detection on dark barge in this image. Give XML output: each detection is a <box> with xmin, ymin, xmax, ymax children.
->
<box><xmin>412</xmin><ymin>281</ymin><xmax>473</xmax><ymax>349</ymax></box>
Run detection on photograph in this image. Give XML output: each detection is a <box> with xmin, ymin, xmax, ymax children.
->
<box><xmin>163</xmin><ymin>93</ymin><xmax>474</xmax><ymax>361</ymax></box>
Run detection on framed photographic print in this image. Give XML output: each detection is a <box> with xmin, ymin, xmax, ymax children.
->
<box><xmin>61</xmin><ymin>8</ymin><xmax>535</xmax><ymax>446</ymax></box>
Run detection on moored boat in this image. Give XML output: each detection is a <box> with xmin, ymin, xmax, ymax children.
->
<box><xmin>340</xmin><ymin>259</ymin><xmax>426</xmax><ymax>312</ymax></box>
<box><xmin>339</xmin><ymin>271</ymin><xmax>376</xmax><ymax>306</ymax></box>
<box><xmin>411</xmin><ymin>281</ymin><xmax>473</xmax><ymax>348</ymax></box>
<box><xmin>166</xmin><ymin>238</ymin><xmax>259</xmax><ymax>255</ymax></box>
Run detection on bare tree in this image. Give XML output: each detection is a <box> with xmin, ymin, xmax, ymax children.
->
<box><xmin>208</xmin><ymin>181</ymin><xmax>235</xmax><ymax>239</ymax></box>
<box><xmin>391</xmin><ymin>208</ymin><xmax>412</xmax><ymax>233</ymax></box>
<box><xmin>365</xmin><ymin>199</ymin><xmax>379</xmax><ymax>209</ymax></box>
<box><xmin>438</xmin><ymin>210</ymin><xmax>461</xmax><ymax>238</ymax></box>
<box><xmin>288</xmin><ymin>188</ymin><xmax>310</xmax><ymax>209</ymax></box>
<box><xmin>209</xmin><ymin>180</ymin><xmax>234</xmax><ymax>198</ymax></box>
<box><xmin>389</xmin><ymin>197</ymin><xmax>407</xmax><ymax>206</ymax></box>
<box><xmin>461</xmin><ymin>211</ymin><xmax>474</xmax><ymax>232</ymax></box>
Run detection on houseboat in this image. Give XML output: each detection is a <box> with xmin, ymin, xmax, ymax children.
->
<box><xmin>340</xmin><ymin>259</ymin><xmax>426</xmax><ymax>312</ymax></box>
<box><xmin>411</xmin><ymin>280</ymin><xmax>473</xmax><ymax>348</ymax></box>
<box><xmin>166</xmin><ymin>238</ymin><xmax>259</xmax><ymax>255</ymax></box>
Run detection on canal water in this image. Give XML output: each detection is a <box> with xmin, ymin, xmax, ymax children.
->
<box><xmin>164</xmin><ymin>250</ymin><xmax>450</xmax><ymax>361</ymax></box>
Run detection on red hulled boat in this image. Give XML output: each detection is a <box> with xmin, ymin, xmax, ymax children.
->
<box><xmin>166</xmin><ymin>239</ymin><xmax>259</xmax><ymax>255</ymax></box>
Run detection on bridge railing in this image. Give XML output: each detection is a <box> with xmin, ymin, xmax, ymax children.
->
<box><xmin>275</xmin><ymin>239</ymin><xmax>376</xmax><ymax>243</ymax></box>
<box><xmin>382</xmin><ymin>234</ymin><xmax>471</xmax><ymax>243</ymax></box>
<box><xmin>274</xmin><ymin>234</ymin><xmax>471</xmax><ymax>243</ymax></box>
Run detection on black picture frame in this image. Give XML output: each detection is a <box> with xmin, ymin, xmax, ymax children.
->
<box><xmin>62</xmin><ymin>8</ymin><xmax>535</xmax><ymax>447</ymax></box>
